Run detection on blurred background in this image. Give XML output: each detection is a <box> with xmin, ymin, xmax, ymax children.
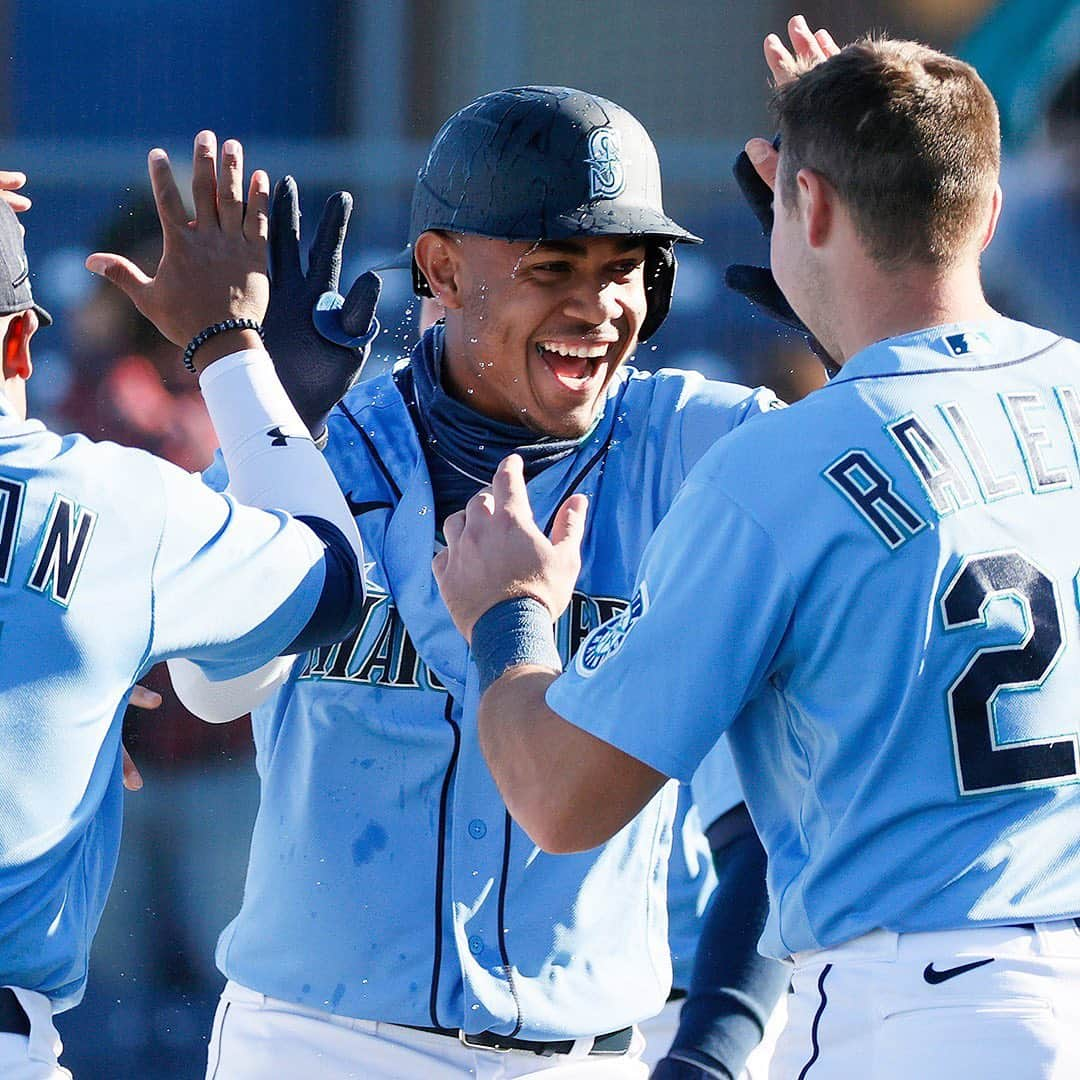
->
<box><xmin>0</xmin><ymin>0</ymin><xmax>1074</xmax><ymax>1075</ymax></box>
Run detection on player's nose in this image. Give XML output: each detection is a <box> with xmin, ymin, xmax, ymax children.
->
<box><xmin>561</xmin><ymin>278</ymin><xmax>623</xmax><ymax>329</ymax></box>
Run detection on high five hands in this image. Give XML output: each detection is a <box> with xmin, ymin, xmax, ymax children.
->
<box><xmin>433</xmin><ymin>456</ymin><xmax>588</xmax><ymax>644</ymax></box>
<box><xmin>86</xmin><ymin>130</ymin><xmax>269</xmax><ymax>363</ymax></box>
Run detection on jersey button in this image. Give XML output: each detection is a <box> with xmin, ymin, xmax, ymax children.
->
<box><xmin>467</xmin><ymin>819</ymin><xmax>487</xmax><ymax>839</ymax></box>
<box><xmin>468</xmin><ymin>935</ymin><xmax>484</xmax><ymax>956</ymax></box>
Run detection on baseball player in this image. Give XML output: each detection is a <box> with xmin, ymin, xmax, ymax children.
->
<box><xmin>0</xmin><ymin>131</ymin><xmax>368</xmax><ymax>1078</ymax></box>
<box><xmin>433</xmin><ymin>34</ymin><xmax>1080</xmax><ymax>1079</ymax></box>
<box><xmin>171</xmin><ymin>86</ymin><xmax>788</xmax><ymax>1078</ymax></box>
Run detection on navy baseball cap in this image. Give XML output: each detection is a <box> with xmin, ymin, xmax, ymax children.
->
<box><xmin>0</xmin><ymin>201</ymin><xmax>51</xmax><ymax>326</ymax></box>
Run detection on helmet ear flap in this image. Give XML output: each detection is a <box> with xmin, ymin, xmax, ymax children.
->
<box><xmin>639</xmin><ymin>241</ymin><xmax>677</xmax><ymax>343</ymax></box>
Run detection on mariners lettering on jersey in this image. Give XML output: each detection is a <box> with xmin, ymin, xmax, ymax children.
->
<box><xmin>827</xmin><ymin>384</ymin><xmax>1079</xmax><ymax>547</ymax></box>
<box><xmin>298</xmin><ymin>585</ymin><xmax>631</xmax><ymax>690</ymax></box>
<box><xmin>298</xmin><ymin>587</ymin><xmax>446</xmax><ymax>691</ymax></box>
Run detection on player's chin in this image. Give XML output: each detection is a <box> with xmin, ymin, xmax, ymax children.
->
<box><xmin>533</xmin><ymin>384</ymin><xmax>610</xmax><ymax>438</ymax></box>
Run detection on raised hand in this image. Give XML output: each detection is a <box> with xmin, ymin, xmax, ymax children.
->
<box><xmin>725</xmin><ymin>137</ymin><xmax>811</xmax><ymax>339</ymax></box>
<box><xmin>263</xmin><ymin>176</ymin><xmax>381</xmax><ymax>439</ymax></box>
<box><xmin>765</xmin><ymin>14</ymin><xmax>840</xmax><ymax>86</ymax></box>
<box><xmin>85</xmin><ymin>131</ymin><xmax>269</xmax><ymax>352</ymax></box>
<box><xmin>724</xmin><ymin>16</ymin><xmax>841</xmax><ymax>370</ymax></box>
<box><xmin>433</xmin><ymin>455</ymin><xmax>588</xmax><ymax>643</ymax></box>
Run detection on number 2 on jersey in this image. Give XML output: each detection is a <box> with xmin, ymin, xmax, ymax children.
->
<box><xmin>941</xmin><ymin>551</ymin><xmax>1078</xmax><ymax>795</ymax></box>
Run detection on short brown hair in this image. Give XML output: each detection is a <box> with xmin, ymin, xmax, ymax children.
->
<box><xmin>772</xmin><ymin>38</ymin><xmax>1000</xmax><ymax>269</ymax></box>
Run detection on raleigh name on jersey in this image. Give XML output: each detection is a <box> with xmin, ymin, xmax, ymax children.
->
<box><xmin>549</xmin><ymin>319</ymin><xmax>1080</xmax><ymax>960</ymax></box>
<box><xmin>214</xmin><ymin>355</ymin><xmax>777</xmax><ymax>1041</ymax></box>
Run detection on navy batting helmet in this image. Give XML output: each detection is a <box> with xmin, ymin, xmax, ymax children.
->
<box><xmin>395</xmin><ymin>85</ymin><xmax>701</xmax><ymax>342</ymax></box>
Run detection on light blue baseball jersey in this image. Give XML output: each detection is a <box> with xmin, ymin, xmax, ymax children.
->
<box><xmin>550</xmin><ymin>318</ymin><xmax>1080</xmax><ymax>959</ymax></box>
<box><xmin>214</xmin><ymin>357</ymin><xmax>779</xmax><ymax>1040</ymax></box>
<box><xmin>0</xmin><ymin>397</ymin><xmax>330</xmax><ymax>1010</ymax></box>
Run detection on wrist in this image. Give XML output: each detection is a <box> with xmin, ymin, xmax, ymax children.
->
<box><xmin>183</xmin><ymin>319</ymin><xmax>265</xmax><ymax>374</ymax></box>
<box><xmin>190</xmin><ymin>328</ymin><xmax>265</xmax><ymax>373</ymax></box>
<box><xmin>471</xmin><ymin>596</ymin><xmax>562</xmax><ymax>692</ymax></box>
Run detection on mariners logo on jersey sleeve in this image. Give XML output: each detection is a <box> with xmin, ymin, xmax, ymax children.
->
<box><xmin>574</xmin><ymin>582</ymin><xmax>649</xmax><ymax>677</ymax></box>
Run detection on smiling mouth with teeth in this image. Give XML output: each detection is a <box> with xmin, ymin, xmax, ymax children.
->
<box><xmin>536</xmin><ymin>341</ymin><xmax>613</xmax><ymax>389</ymax></box>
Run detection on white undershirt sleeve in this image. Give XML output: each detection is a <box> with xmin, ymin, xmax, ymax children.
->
<box><xmin>167</xmin><ymin>348</ymin><xmax>361</xmax><ymax>722</ymax></box>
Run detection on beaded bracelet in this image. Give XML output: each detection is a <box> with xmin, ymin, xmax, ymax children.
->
<box><xmin>182</xmin><ymin>318</ymin><xmax>265</xmax><ymax>373</ymax></box>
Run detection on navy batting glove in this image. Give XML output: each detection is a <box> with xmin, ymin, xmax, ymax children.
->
<box><xmin>724</xmin><ymin>141</ymin><xmax>837</xmax><ymax>373</ymax></box>
<box><xmin>651</xmin><ymin>1052</ymin><xmax>734</xmax><ymax>1080</ymax></box>
<box><xmin>263</xmin><ymin>176</ymin><xmax>382</xmax><ymax>440</ymax></box>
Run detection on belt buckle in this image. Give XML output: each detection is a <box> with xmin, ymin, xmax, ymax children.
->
<box><xmin>459</xmin><ymin>1029</ymin><xmax>512</xmax><ymax>1054</ymax></box>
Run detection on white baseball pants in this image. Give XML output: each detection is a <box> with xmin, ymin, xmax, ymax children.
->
<box><xmin>206</xmin><ymin>980</ymin><xmax>648</xmax><ymax>1079</ymax></box>
<box><xmin>0</xmin><ymin>988</ymin><xmax>71</xmax><ymax>1079</ymax></box>
<box><xmin>769</xmin><ymin>921</ymin><xmax>1080</xmax><ymax>1079</ymax></box>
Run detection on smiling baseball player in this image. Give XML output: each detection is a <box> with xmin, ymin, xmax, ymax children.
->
<box><xmin>433</xmin><ymin>34</ymin><xmax>1080</xmax><ymax>1079</ymax></box>
<box><xmin>169</xmin><ymin>81</ymin><xmax>795</xmax><ymax>1077</ymax></box>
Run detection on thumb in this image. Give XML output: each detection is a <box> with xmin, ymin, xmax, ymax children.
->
<box><xmin>341</xmin><ymin>270</ymin><xmax>381</xmax><ymax>339</ymax></box>
<box><xmin>550</xmin><ymin>493</ymin><xmax>588</xmax><ymax>553</ymax></box>
<box><xmin>86</xmin><ymin>253</ymin><xmax>152</xmax><ymax>301</ymax></box>
<box><xmin>493</xmin><ymin>454</ymin><xmax>531</xmax><ymax>517</ymax></box>
<box><xmin>744</xmin><ymin>138</ymin><xmax>778</xmax><ymax>192</ymax></box>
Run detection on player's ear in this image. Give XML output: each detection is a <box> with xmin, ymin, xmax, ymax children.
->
<box><xmin>979</xmin><ymin>184</ymin><xmax>1003</xmax><ymax>254</ymax></box>
<box><xmin>414</xmin><ymin>230</ymin><xmax>463</xmax><ymax>310</ymax></box>
<box><xmin>2</xmin><ymin>310</ymin><xmax>35</xmax><ymax>382</ymax></box>
<box><xmin>797</xmin><ymin>168</ymin><xmax>834</xmax><ymax>250</ymax></box>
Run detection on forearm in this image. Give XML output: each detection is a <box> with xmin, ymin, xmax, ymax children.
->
<box><xmin>479</xmin><ymin>665</ymin><xmax>666</xmax><ymax>853</ymax></box>
<box><xmin>660</xmin><ymin>805</ymin><xmax>788</xmax><ymax>1077</ymax></box>
<box><xmin>198</xmin><ymin>348</ymin><xmax>362</xmax><ymax>563</ymax></box>
<box><xmin>174</xmin><ymin>349</ymin><xmax>365</xmax><ymax>716</ymax></box>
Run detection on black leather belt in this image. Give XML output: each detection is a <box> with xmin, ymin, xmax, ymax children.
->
<box><xmin>0</xmin><ymin>987</ymin><xmax>30</xmax><ymax>1036</ymax></box>
<box><xmin>404</xmin><ymin>1022</ymin><xmax>634</xmax><ymax>1056</ymax></box>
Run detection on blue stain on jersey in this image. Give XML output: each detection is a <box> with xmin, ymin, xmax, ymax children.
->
<box><xmin>213</xmin><ymin>355</ymin><xmax>779</xmax><ymax>1040</ymax></box>
<box><xmin>0</xmin><ymin>398</ymin><xmax>330</xmax><ymax>1010</ymax></box>
<box><xmin>549</xmin><ymin>318</ymin><xmax>1080</xmax><ymax>959</ymax></box>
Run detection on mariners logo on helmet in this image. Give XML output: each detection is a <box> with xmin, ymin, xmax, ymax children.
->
<box><xmin>586</xmin><ymin>127</ymin><xmax>626</xmax><ymax>201</ymax></box>
<box><xmin>575</xmin><ymin>583</ymin><xmax>650</xmax><ymax>677</ymax></box>
<box><xmin>381</xmin><ymin>85</ymin><xmax>703</xmax><ymax>341</ymax></box>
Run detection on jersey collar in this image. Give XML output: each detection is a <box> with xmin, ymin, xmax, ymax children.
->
<box><xmin>828</xmin><ymin>317</ymin><xmax>1060</xmax><ymax>385</ymax></box>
